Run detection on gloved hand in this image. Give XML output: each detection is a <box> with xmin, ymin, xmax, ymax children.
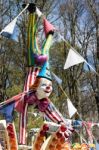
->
<box><xmin>60</xmin><ymin>123</ymin><xmax>74</xmax><ymax>139</ymax></box>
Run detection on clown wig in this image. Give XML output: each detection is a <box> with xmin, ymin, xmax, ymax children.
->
<box><xmin>29</xmin><ymin>77</ymin><xmax>42</xmax><ymax>91</ymax></box>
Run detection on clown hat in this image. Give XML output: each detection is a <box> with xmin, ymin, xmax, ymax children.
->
<box><xmin>37</xmin><ymin>61</ymin><xmax>52</xmax><ymax>81</ymax></box>
<box><xmin>43</xmin><ymin>18</ymin><xmax>55</xmax><ymax>37</ymax></box>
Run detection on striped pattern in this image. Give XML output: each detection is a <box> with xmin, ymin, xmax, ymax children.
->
<box><xmin>19</xmin><ymin>13</ymin><xmax>54</xmax><ymax>144</ymax></box>
<box><xmin>44</xmin><ymin>104</ymin><xmax>63</xmax><ymax>123</ymax></box>
<box><xmin>24</xmin><ymin>67</ymin><xmax>39</xmax><ymax>90</ymax></box>
<box><xmin>42</xmin><ymin>34</ymin><xmax>53</xmax><ymax>57</ymax></box>
<box><xmin>19</xmin><ymin>11</ymin><xmax>40</xmax><ymax>144</ymax></box>
<box><xmin>19</xmin><ymin>67</ymin><xmax>39</xmax><ymax>144</ymax></box>
<box><xmin>27</xmin><ymin>14</ymin><xmax>40</xmax><ymax>66</ymax></box>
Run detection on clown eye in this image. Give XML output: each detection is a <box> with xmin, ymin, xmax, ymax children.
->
<box><xmin>41</xmin><ymin>84</ymin><xmax>46</xmax><ymax>86</ymax></box>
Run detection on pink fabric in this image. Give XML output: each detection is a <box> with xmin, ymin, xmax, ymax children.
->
<box><xmin>34</xmin><ymin>54</ymin><xmax>48</xmax><ymax>65</ymax></box>
<box><xmin>35</xmin><ymin>98</ymin><xmax>49</xmax><ymax>112</ymax></box>
<box><xmin>83</xmin><ymin>122</ymin><xmax>93</xmax><ymax>143</ymax></box>
<box><xmin>15</xmin><ymin>92</ymin><xmax>49</xmax><ymax>113</ymax></box>
<box><xmin>43</xmin><ymin>18</ymin><xmax>55</xmax><ymax>36</ymax></box>
<box><xmin>15</xmin><ymin>99</ymin><xmax>24</xmax><ymax>113</ymax></box>
<box><xmin>19</xmin><ymin>67</ymin><xmax>39</xmax><ymax>144</ymax></box>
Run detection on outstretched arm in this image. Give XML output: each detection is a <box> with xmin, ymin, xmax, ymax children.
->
<box><xmin>44</xmin><ymin>101</ymin><xmax>65</xmax><ymax>124</ymax></box>
<box><xmin>0</xmin><ymin>92</ymin><xmax>23</xmax><ymax>109</ymax></box>
<box><xmin>43</xmin><ymin>100</ymin><xmax>74</xmax><ymax>138</ymax></box>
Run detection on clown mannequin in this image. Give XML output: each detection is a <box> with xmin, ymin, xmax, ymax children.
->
<box><xmin>0</xmin><ymin>4</ymin><xmax>74</xmax><ymax>146</ymax></box>
<box><xmin>35</xmin><ymin>78</ymin><xmax>52</xmax><ymax>99</ymax></box>
<box><xmin>15</xmin><ymin>61</ymin><xmax>74</xmax><ymax>135</ymax></box>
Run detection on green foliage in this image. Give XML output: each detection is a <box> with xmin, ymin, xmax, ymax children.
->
<box><xmin>6</xmin><ymin>84</ymin><xmax>22</xmax><ymax>97</ymax></box>
<box><xmin>0</xmin><ymin>0</ymin><xmax>99</xmax><ymax>144</ymax></box>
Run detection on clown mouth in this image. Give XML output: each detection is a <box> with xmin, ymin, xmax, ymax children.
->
<box><xmin>44</xmin><ymin>90</ymin><xmax>51</xmax><ymax>93</ymax></box>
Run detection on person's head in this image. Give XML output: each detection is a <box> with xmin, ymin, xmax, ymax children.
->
<box><xmin>30</xmin><ymin>77</ymin><xmax>52</xmax><ymax>99</ymax></box>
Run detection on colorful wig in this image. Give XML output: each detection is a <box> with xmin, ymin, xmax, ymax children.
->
<box><xmin>29</xmin><ymin>77</ymin><xmax>41</xmax><ymax>91</ymax></box>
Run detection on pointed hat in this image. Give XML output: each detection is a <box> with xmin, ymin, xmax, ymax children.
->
<box><xmin>37</xmin><ymin>61</ymin><xmax>52</xmax><ymax>81</ymax></box>
<box><xmin>43</xmin><ymin>18</ymin><xmax>55</xmax><ymax>37</ymax></box>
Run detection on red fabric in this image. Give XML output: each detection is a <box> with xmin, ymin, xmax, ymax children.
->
<box><xmin>15</xmin><ymin>92</ymin><xmax>49</xmax><ymax>113</ymax></box>
<box><xmin>15</xmin><ymin>99</ymin><xmax>24</xmax><ymax>113</ymax></box>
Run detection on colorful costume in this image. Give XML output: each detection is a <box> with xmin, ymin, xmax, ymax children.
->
<box><xmin>0</xmin><ymin>3</ymin><xmax>73</xmax><ymax>146</ymax></box>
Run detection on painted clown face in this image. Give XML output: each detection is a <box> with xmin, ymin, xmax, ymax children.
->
<box><xmin>36</xmin><ymin>78</ymin><xmax>52</xmax><ymax>99</ymax></box>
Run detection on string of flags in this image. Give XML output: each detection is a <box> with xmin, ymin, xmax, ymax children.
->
<box><xmin>0</xmin><ymin>4</ymin><xmax>29</xmax><ymax>41</ymax></box>
<box><xmin>52</xmin><ymin>72</ymin><xmax>77</xmax><ymax>118</ymax></box>
<box><xmin>63</xmin><ymin>47</ymin><xmax>99</xmax><ymax>76</ymax></box>
<box><xmin>52</xmin><ymin>71</ymin><xmax>99</xmax><ymax>143</ymax></box>
<box><xmin>0</xmin><ymin>3</ymin><xmax>98</xmax><ymax>124</ymax></box>
<box><xmin>0</xmin><ymin>5</ymin><xmax>98</xmax><ymax>77</ymax></box>
<box><xmin>0</xmin><ymin>4</ymin><xmax>99</xmax><ymax>149</ymax></box>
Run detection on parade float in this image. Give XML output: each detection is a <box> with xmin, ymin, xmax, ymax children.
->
<box><xmin>0</xmin><ymin>3</ymin><xmax>99</xmax><ymax>150</ymax></box>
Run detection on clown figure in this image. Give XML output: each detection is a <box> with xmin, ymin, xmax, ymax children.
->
<box><xmin>0</xmin><ymin>3</ymin><xmax>74</xmax><ymax>146</ymax></box>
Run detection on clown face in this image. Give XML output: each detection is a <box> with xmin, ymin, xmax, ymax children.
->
<box><xmin>36</xmin><ymin>78</ymin><xmax>52</xmax><ymax>99</ymax></box>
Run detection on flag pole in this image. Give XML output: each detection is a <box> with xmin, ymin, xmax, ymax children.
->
<box><xmin>15</xmin><ymin>3</ymin><xmax>29</xmax><ymax>20</ymax></box>
<box><xmin>59</xmin><ymin>85</ymin><xmax>68</xmax><ymax>98</ymax></box>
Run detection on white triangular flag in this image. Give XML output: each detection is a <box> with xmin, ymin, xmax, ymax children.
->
<box><xmin>0</xmin><ymin>4</ymin><xmax>29</xmax><ymax>41</ymax></box>
<box><xmin>1</xmin><ymin>18</ymin><xmax>17</xmax><ymax>34</ymax></box>
<box><xmin>52</xmin><ymin>72</ymin><xmax>62</xmax><ymax>85</ymax></box>
<box><xmin>64</xmin><ymin>48</ymin><xmax>85</xmax><ymax>69</ymax></box>
<box><xmin>67</xmin><ymin>98</ymin><xmax>77</xmax><ymax>118</ymax></box>
<box><xmin>0</xmin><ymin>18</ymin><xmax>17</xmax><ymax>41</ymax></box>
<box><xmin>36</xmin><ymin>7</ymin><xmax>42</xmax><ymax>17</ymax></box>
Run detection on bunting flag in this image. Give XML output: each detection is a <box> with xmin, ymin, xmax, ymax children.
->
<box><xmin>0</xmin><ymin>3</ymin><xmax>29</xmax><ymax>41</ymax></box>
<box><xmin>67</xmin><ymin>98</ymin><xmax>77</xmax><ymax>118</ymax></box>
<box><xmin>0</xmin><ymin>18</ymin><xmax>17</xmax><ymax>41</ymax></box>
<box><xmin>0</xmin><ymin>103</ymin><xmax>15</xmax><ymax>123</ymax></box>
<box><xmin>36</xmin><ymin>7</ymin><xmax>42</xmax><ymax>17</ymax></box>
<box><xmin>52</xmin><ymin>72</ymin><xmax>62</xmax><ymax>85</ymax></box>
<box><xmin>63</xmin><ymin>47</ymin><xmax>99</xmax><ymax>76</ymax></box>
<box><xmin>64</xmin><ymin>48</ymin><xmax>85</xmax><ymax>69</ymax></box>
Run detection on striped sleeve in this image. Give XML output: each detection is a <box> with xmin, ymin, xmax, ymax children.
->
<box><xmin>44</xmin><ymin>103</ymin><xmax>64</xmax><ymax>124</ymax></box>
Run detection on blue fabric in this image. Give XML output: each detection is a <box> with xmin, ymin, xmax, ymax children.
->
<box><xmin>72</xmin><ymin>120</ymin><xmax>82</xmax><ymax>129</ymax></box>
<box><xmin>96</xmin><ymin>141</ymin><xmax>99</xmax><ymax>150</ymax></box>
<box><xmin>37</xmin><ymin>61</ymin><xmax>52</xmax><ymax>81</ymax></box>
<box><xmin>1</xmin><ymin>29</ymin><xmax>18</xmax><ymax>42</ymax></box>
<box><xmin>0</xmin><ymin>102</ymin><xmax>15</xmax><ymax>123</ymax></box>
